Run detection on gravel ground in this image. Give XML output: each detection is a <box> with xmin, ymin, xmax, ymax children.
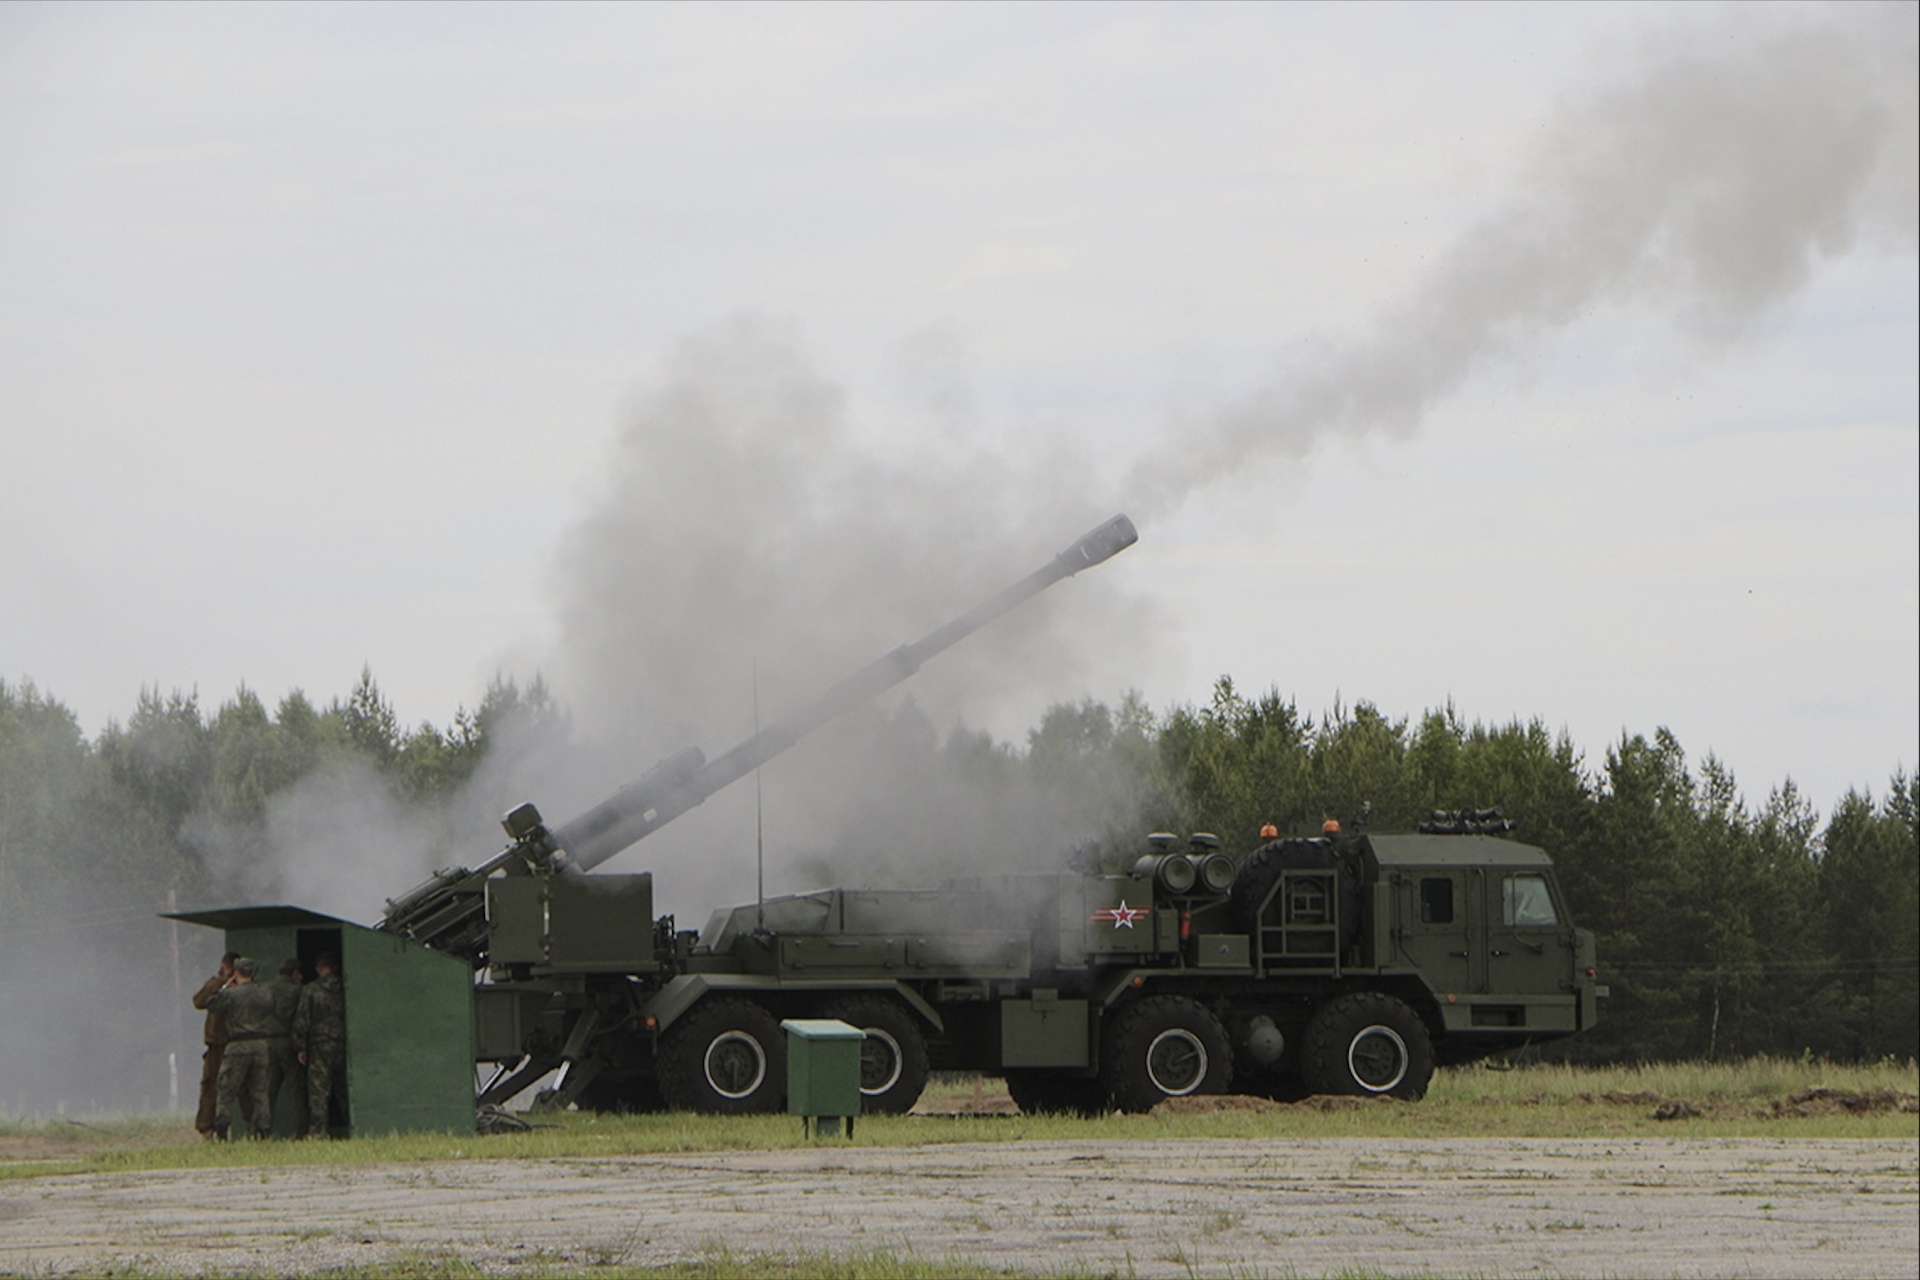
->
<box><xmin>2</xmin><ymin>1137</ymin><xmax>1915</xmax><ymax>1278</ymax></box>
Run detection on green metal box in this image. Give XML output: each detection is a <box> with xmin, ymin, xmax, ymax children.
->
<box><xmin>781</xmin><ymin>1017</ymin><xmax>864</xmax><ymax>1136</ymax></box>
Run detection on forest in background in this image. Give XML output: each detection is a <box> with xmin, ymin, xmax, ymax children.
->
<box><xmin>0</xmin><ymin>670</ymin><xmax>1913</xmax><ymax>1114</ymax></box>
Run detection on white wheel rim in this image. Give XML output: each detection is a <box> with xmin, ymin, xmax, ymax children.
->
<box><xmin>1348</xmin><ymin>1024</ymin><xmax>1409</xmax><ymax>1092</ymax></box>
<box><xmin>705</xmin><ymin>1030</ymin><xmax>767</xmax><ymax>1099</ymax></box>
<box><xmin>1145</xmin><ymin>1028</ymin><xmax>1208</xmax><ymax>1095</ymax></box>
<box><xmin>856</xmin><ymin>1026</ymin><xmax>904</xmax><ymax>1096</ymax></box>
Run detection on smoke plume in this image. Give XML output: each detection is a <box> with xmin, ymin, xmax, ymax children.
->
<box><xmin>1130</xmin><ymin>3</ymin><xmax>1918</xmax><ymax>511</ymax></box>
<box><xmin>519</xmin><ymin>6</ymin><xmax>1917</xmax><ymax>916</ymax></box>
<box><xmin>528</xmin><ymin>316</ymin><xmax>1154</xmax><ymax>915</ymax></box>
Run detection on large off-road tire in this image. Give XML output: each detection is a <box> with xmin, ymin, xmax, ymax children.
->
<box><xmin>656</xmin><ymin>996</ymin><xmax>787</xmax><ymax>1114</ymax></box>
<box><xmin>1300</xmin><ymin>992</ymin><xmax>1434</xmax><ymax>1100</ymax></box>
<box><xmin>1003</xmin><ymin>1069</ymin><xmax>1110</xmax><ymax>1117</ymax></box>
<box><xmin>819</xmin><ymin>995</ymin><xmax>931</xmax><ymax>1115</ymax></box>
<box><xmin>1099</xmin><ymin>995</ymin><xmax>1232</xmax><ymax>1114</ymax></box>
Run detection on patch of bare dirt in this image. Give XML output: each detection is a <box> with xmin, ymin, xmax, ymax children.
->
<box><xmin>1762</xmin><ymin>1086</ymin><xmax>1920</xmax><ymax>1118</ymax></box>
<box><xmin>1569</xmin><ymin>1089</ymin><xmax>1672</xmax><ymax>1107</ymax></box>
<box><xmin>1150</xmin><ymin>1092</ymin><xmax>1286</xmax><ymax>1114</ymax></box>
<box><xmin>1544</xmin><ymin>1085</ymin><xmax>1920</xmax><ymax>1121</ymax></box>
<box><xmin>0</xmin><ymin>1135</ymin><xmax>89</xmax><ymax>1161</ymax></box>
<box><xmin>0</xmin><ymin>1125</ymin><xmax>197</xmax><ymax>1162</ymax></box>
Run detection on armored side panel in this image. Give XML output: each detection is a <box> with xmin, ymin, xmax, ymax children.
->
<box><xmin>488</xmin><ymin>873</ymin><xmax>656</xmax><ymax>974</ymax></box>
<box><xmin>1081</xmin><ymin>877</ymin><xmax>1178</xmax><ymax>957</ymax></box>
<box><xmin>472</xmin><ymin>985</ymin><xmax>552</xmax><ymax>1062</ymax></box>
<box><xmin>698</xmin><ymin>885</ymin><xmax>1035</xmax><ymax>980</ymax></box>
<box><xmin>1000</xmin><ymin>991</ymin><xmax>1090</xmax><ymax>1067</ymax></box>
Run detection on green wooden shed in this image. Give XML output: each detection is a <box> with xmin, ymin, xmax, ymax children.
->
<box><xmin>166</xmin><ymin>904</ymin><xmax>474</xmax><ymax>1137</ymax></box>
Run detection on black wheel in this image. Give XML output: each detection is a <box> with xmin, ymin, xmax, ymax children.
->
<box><xmin>819</xmin><ymin>996</ymin><xmax>931</xmax><ymax>1115</ymax></box>
<box><xmin>656</xmin><ymin>996</ymin><xmax>786</xmax><ymax>1114</ymax></box>
<box><xmin>1099</xmin><ymin>995</ymin><xmax>1232</xmax><ymax>1113</ymax></box>
<box><xmin>1004</xmin><ymin>1069</ymin><xmax>1109</xmax><ymax>1117</ymax></box>
<box><xmin>1301</xmin><ymin>992</ymin><xmax>1434</xmax><ymax>1099</ymax></box>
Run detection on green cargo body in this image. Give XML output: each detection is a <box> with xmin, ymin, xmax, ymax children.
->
<box><xmin>166</xmin><ymin>905</ymin><xmax>475</xmax><ymax>1137</ymax></box>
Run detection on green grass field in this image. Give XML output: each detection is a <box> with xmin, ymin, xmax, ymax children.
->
<box><xmin>3</xmin><ymin>1055</ymin><xmax>1913</xmax><ymax>1183</ymax></box>
<box><xmin>2</xmin><ymin>1059</ymin><xmax>1914</xmax><ymax>1280</ymax></box>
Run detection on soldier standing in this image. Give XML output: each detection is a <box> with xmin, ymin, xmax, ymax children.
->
<box><xmin>190</xmin><ymin>951</ymin><xmax>240</xmax><ymax>1140</ymax></box>
<box><xmin>294</xmin><ymin>952</ymin><xmax>346</xmax><ymax>1137</ymax></box>
<box><xmin>207</xmin><ymin>957</ymin><xmax>276</xmax><ymax>1140</ymax></box>
<box><xmin>265</xmin><ymin>958</ymin><xmax>306</xmax><ymax>1136</ymax></box>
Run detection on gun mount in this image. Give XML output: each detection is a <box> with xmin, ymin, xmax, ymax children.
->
<box><xmin>379</xmin><ymin>513</ymin><xmax>1139</xmax><ymax>965</ymax></box>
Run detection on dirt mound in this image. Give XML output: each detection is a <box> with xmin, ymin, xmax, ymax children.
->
<box><xmin>1152</xmin><ymin>1094</ymin><xmax>1287</xmax><ymax>1115</ymax></box>
<box><xmin>1550</xmin><ymin>1084</ymin><xmax>1920</xmax><ymax>1121</ymax></box>
<box><xmin>1761</xmin><ymin>1087</ymin><xmax>1920</xmax><ymax>1119</ymax></box>
<box><xmin>1152</xmin><ymin>1092</ymin><xmax>1400</xmax><ymax>1115</ymax></box>
<box><xmin>1569</xmin><ymin>1090</ymin><xmax>1672</xmax><ymax>1107</ymax></box>
<box><xmin>1296</xmin><ymin>1093</ymin><xmax>1400</xmax><ymax>1111</ymax></box>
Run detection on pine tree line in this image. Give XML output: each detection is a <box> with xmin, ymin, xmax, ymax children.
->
<box><xmin>1014</xmin><ymin>678</ymin><xmax>1917</xmax><ymax>1065</ymax></box>
<box><xmin>0</xmin><ymin>670</ymin><xmax>1912</xmax><ymax>1102</ymax></box>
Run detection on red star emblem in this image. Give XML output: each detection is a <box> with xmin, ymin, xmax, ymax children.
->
<box><xmin>1093</xmin><ymin>899</ymin><xmax>1145</xmax><ymax>929</ymax></box>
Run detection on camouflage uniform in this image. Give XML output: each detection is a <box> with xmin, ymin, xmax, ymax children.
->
<box><xmin>190</xmin><ymin>970</ymin><xmax>230</xmax><ymax>1137</ymax></box>
<box><xmin>265</xmin><ymin>961</ymin><xmax>306</xmax><ymax>1137</ymax></box>
<box><xmin>208</xmin><ymin>965</ymin><xmax>276</xmax><ymax>1139</ymax></box>
<box><xmin>294</xmin><ymin>968</ymin><xmax>346</xmax><ymax>1137</ymax></box>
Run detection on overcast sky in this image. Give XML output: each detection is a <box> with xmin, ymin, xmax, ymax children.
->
<box><xmin>2</xmin><ymin>0</ymin><xmax>1914</xmax><ymax>819</ymax></box>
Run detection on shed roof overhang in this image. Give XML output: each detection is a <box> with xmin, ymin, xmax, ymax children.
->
<box><xmin>162</xmin><ymin>904</ymin><xmax>360</xmax><ymax>931</ymax></box>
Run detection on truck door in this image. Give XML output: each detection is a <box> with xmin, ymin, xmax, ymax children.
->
<box><xmin>1485</xmin><ymin>871</ymin><xmax>1577</xmax><ymax>1025</ymax></box>
<box><xmin>1397</xmin><ymin>870</ymin><xmax>1482</xmax><ymax>995</ymax></box>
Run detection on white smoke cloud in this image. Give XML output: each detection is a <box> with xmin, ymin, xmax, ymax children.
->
<box><xmin>1129</xmin><ymin>2</ymin><xmax>1918</xmax><ymax>512</ymax></box>
<box><xmin>523</xmin><ymin>315</ymin><xmax>1155</xmax><ymax>911</ymax></box>
<box><xmin>515</xmin><ymin>6</ymin><xmax>1918</xmax><ymax>910</ymax></box>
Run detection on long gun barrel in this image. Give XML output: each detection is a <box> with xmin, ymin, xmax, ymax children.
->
<box><xmin>555</xmin><ymin>513</ymin><xmax>1138</xmax><ymax>871</ymax></box>
<box><xmin>381</xmin><ymin>514</ymin><xmax>1137</xmax><ymax>957</ymax></box>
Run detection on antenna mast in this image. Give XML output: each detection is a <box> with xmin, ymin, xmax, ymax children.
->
<box><xmin>754</xmin><ymin>657</ymin><xmax>766</xmax><ymax>934</ymax></box>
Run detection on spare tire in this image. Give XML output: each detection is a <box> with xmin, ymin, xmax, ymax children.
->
<box><xmin>1226</xmin><ymin>838</ymin><xmax>1361</xmax><ymax>956</ymax></box>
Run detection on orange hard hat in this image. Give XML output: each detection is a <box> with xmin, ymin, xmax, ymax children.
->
<box><xmin>1322</xmin><ymin>819</ymin><xmax>1341</xmax><ymax>834</ymax></box>
<box><xmin>1259</xmin><ymin>823</ymin><xmax>1279</xmax><ymax>839</ymax></box>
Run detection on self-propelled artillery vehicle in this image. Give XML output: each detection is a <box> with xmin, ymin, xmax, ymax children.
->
<box><xmin>380</xmin><ymin>514</ymin><xmax>1604</xmax><ymax>1116</ymax></box>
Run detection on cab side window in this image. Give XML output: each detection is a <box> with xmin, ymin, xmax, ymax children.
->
<box><xmin>1420</xmin><ymin>877</ymin><xmax>1454</xmax><ymax>924</ymax></box>
<box><xmin>1502</xmin><ymin>873</ymin><xmax>1558</xmax><ymax>927</ymax></box>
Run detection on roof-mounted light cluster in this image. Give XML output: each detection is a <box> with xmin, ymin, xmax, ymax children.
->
<box><xmin>1418</xmin><ymin>807</ymin><xmax>1517</xmax><ymax>835</ymax></box>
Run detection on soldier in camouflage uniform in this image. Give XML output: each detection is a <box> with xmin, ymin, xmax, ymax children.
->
<box><xmin>265</xmin><ymin>958</ymin><xmax>306</xmax><ymax>1137</ymax></box>
<box><xmin>207</xmin><ymin>956</ymin><xmax>276</xmax><ymax>1140</ymax></box>
<box><xmin>190</xmin><ymin>951</ymin><xmax>240</xmax><ymax>1139</ymax></box>
<box><xmin>294</xmin><ymin>952</ymin><xmax>346</xmax><ymax>1138</ymax></box>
